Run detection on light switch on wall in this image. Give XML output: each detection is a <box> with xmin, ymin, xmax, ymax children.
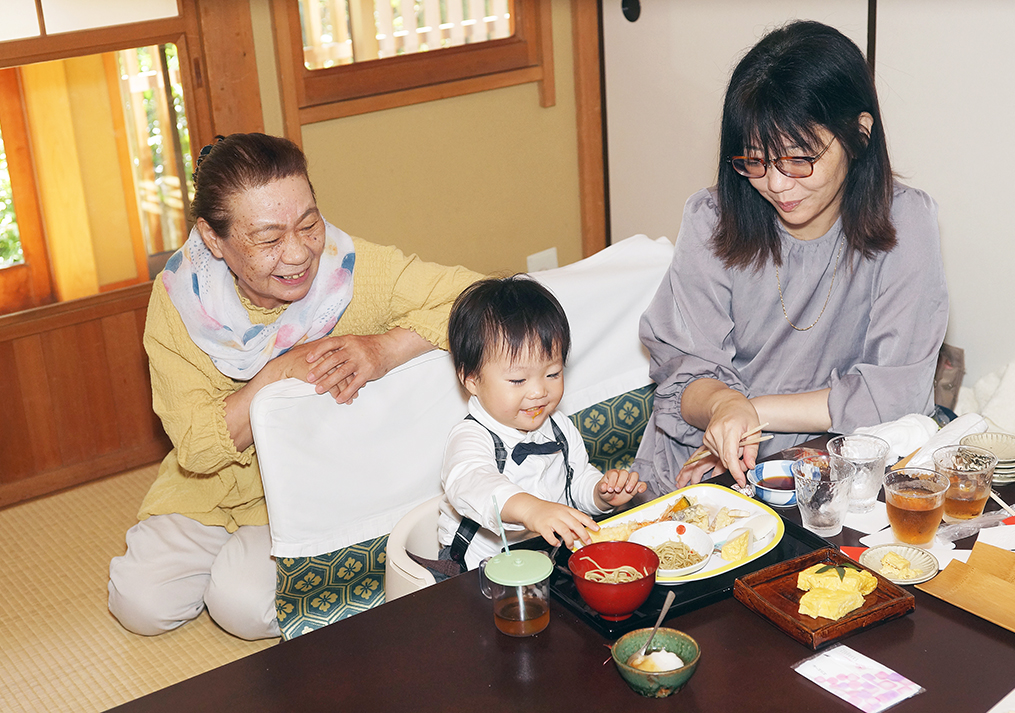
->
<box><xmin>526</xmin><ymin>247</ymin><xmax>558</xmax><ymax>272</ymax></box>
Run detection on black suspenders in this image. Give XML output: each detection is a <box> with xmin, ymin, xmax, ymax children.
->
<box><xmin>448</xmin><ymin>415</ymin><xmax>574</xmax><ymax>567</ymax></box>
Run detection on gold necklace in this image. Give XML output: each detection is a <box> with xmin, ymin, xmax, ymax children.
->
<box><xmin>775</xmin><ymin>236</ymin><xmax>845</xmax><ymax>332</ymax></box>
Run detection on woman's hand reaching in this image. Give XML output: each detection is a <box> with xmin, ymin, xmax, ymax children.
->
<box><xmin>678</xmin><ymin>380</ymin><xmax>761</xmax><ymax>488</ymax></box>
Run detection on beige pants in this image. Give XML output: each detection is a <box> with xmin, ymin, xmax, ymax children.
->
<box><xmin>108</xmin><ymin>513</ymin><xmax>280</xmax><ymax>640</ymax></box>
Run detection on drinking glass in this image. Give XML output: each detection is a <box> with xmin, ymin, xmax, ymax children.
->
<box><xmin>791</xmin><ymin>454</ymin><xmax>852</xmax><ymax>537</ymax></box>
<box><xmin>933</xmin><ymin>445</ymin><xmax>998</xmax><ymax>523</ymax></box>
<box><xmin>883</xmin><ymin>468</ymin><xmax>949</xmax><ymax>546</ymax></box>
<box><xmin>479</xmin><ymin>550</ymin><xmax>552</xmax><ymax>636</ymax></box>
<box><xmin>828</xmin><ymin>434</ymin><xmax>890</xmax><ymax>514</ymax></box>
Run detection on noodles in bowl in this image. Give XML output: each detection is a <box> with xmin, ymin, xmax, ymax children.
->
<box><xmin>579</xmin><ymin>555</ymin><xmax>649</xmax><ymax>583</ymax></box>
<box><xmin>629</xmin><ymin>522</ymin><xmax>713</xmax><ymax>578</ymax></box>
<box><xmin>568</xmin><ymin>542</ymin><xmax>659</xmax><ymax>620</ymax></box>
<box><xmin>653</xmin><ymin>540</ymin><xmax>706</xmax><ymax>571</ymax></box>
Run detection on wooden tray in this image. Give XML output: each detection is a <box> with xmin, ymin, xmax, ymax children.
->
<box><xmin>733</xmin><ymin>548</ymin><xmax>915</xmax><ymax>649</ymax></box>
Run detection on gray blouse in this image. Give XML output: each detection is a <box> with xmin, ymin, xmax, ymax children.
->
<box><xmin>634</xmin><ymin>183</ymin><xmax>949</xmax><ymax>497</ymax></box>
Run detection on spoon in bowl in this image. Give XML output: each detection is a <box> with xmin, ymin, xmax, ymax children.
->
<box><xmin>627</xmin><ymin>590</ymin><xmax>676</xmax><ymax>667</ymax></box>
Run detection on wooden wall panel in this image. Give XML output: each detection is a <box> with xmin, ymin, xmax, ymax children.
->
<box><xmin>0</xmin><ymin>339</ymin><xmax>34</xmax><ymax>480</ymax></box>
<box><xmin>0</xmin><ymin>283</ymin><xmax>171</xmax><ymax>507</ymax></box>
<box><xmin>44</xmin><ymin>321</ymin><xmax>119</xmax><ymax>462</ymax></box>
<box><xmin>12</xmin><ymin>333</ymin><xmax>62</xmax><ymax>472</ymax></box>
<box><xmin>102</xmin><ymin>310</ymin><xmax>161</xmax><ymax>446</ymax></box>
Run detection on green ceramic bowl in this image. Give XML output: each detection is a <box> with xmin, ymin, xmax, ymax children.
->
<box><xmin>611</xmin><ymin>627</ymin><xmax>700</xmax><ymax>698</ymax></box>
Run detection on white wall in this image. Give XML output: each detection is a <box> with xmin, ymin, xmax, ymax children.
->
<box><xmin>876</xmin><ymin>0</ymin><xmax>1015</xmax><ymax>384</ymax></box>
<box><xmin>603</xmin><ymin>0</ymin><xmax>1014</xmax><ymax>384</ymax></box>
<box><xmin>602</xmin><ymin>0</ymin><xmax>867</xmax><ymax>244</ymax></box>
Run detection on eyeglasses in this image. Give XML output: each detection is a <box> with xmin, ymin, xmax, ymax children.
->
<box><xmin>729</xmin><ymin>137</ymin><xmax>835</xmax><ymax>179</ymax></box>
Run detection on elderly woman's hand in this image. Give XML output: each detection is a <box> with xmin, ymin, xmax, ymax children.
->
<box><xmin>302</xmin><ymin>327</ymin><xmax>434</xmax><ymax>404</ymax></box>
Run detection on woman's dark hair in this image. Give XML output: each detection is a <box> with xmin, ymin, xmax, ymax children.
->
<box><xmin>714</xmin><ymin>20</ymin><xmax>895</xmax><ymax>270</ymax></box>
<box><xmin>190</xmin><ymin>133</ymin><xmax>314</xmax><ymax>238</ymax></box>
<box><xmin>449</xmin><ymin>276</ymin><xmax>571</xmax><ymax>382</ymax></box>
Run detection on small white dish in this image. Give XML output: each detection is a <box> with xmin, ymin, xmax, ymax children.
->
<box><xmin>629</xmin><ymin>522</ymin><xmax>714</xmax><ymax>578</ymax></box>
<box><xmin>859</xmin><ymin>544</ymin><xmax>939</xmax><ymax>586</ymax></box>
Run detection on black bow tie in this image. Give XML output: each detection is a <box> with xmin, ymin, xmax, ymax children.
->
<box><xmin>511</xmin><ymin>440</ymin><xmax>563</xmax><ymax>465</ymax></box>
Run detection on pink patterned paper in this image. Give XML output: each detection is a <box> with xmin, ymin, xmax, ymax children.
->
<box><xmin>793</xmin><ymin>645</ymin><xmax>924</xmax><ymax>713</ymax></box>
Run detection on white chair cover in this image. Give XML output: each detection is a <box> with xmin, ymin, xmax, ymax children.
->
<box><xmin>251</xmin><ymin>235</ymin><xmax>674</xmax><ymax>558</ymax></box>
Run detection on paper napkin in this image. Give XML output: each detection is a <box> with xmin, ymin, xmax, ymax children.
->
<box><xmin>977</xmin><ymin>524</ymin><xmax>1015</xmax><ymax>551</ymax></box>
<box><xmin>844</xmin><ymin>502</ymin><xmax>890</xmax><ymax>535</ymax></box>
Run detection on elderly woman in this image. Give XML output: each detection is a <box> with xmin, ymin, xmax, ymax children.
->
<box><xmin>108</xmin><ymin>133</ymin><xmax>480</xmax><ymax>639</ymax></box>
<box><xmin>634</xmin><ymin>21</ymin><xmax>948</xmax><ymax>496</ymax></box>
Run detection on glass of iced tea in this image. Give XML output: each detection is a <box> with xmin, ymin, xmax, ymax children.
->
<box><xmin>932</xmin><ymin>445</ymin><xmax>998</xmax><ymax>523</ymax></box>
<box><xmin>479</xmin><ymin>550</ymin><xmax>552</xmax><ymax>636</ymax></box>
<box><xmin>883</xmin><ymin>468</ymin><xmax>950</xmax><ymax>546</ymax></box>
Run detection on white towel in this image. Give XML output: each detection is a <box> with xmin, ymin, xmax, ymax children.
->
<box><xmin>854</xmin><ymin>414</ymin><xmax>939</xmax><ymax>461</ymax></box>
<box><xmin>906</xmin><ymin>412</ymin><xmax>989</xmax><ymax>469</ymax></box>
<box><xmin>956</xmin><ymin>359</ymin><xmax>1015</xmax><ymax>434</ymax></box>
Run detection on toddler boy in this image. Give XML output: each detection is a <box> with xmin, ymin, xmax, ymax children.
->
<box><xmin>436</xmin><ymin>276</ymin><xmax>645</xmax><ymax>571</ymax></box>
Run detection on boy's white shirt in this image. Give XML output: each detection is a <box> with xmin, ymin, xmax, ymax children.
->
<box><xmin>437</xmin><ymin>396</ymin><xmax>610</xmax><ymax>570</ymax></box>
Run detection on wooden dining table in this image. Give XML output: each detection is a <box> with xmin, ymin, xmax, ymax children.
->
<box><xmin>110</xmin><ymin>446</ymin><xmax>1015</xmax><ymax>713</ymax></box>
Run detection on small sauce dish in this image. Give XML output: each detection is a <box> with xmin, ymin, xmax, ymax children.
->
<box><xmin>747</xmin><ymin>460</ymin><xmax>797</xmax><ymax>508</ymax></box>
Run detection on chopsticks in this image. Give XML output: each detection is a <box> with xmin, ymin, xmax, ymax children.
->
<box><xmin>684</xmin><ymin>422</ymin><xmax>771</xmax><ymax>467</ymax></box>
<box><xmin>890</xmin><ymin>446</ymin><xmax>920</xmax><ymax>472</ymax></box>
<box><xmin>990</xmin><ymin>490</ymin><xmax>1015</xmax><ymax>518</ymax></box>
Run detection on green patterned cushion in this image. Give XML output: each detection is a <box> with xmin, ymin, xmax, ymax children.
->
<box><xmin>569</xmin><ymin>384</ymin><xmax>655</xmax><ymax>472</ymax></box>
<box><xmin>275</xmin><ymin>534</ymin><xmax>387</xmax><ymax>640</ymax></box>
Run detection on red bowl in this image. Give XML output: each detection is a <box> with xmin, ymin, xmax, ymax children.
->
<box><xmin>568</xmin><ymin>541</ymin><xmax>659</xmax><ymax>621</ymax></box>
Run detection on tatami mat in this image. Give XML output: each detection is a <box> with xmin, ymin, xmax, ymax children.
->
<box><xmin>0</xmin><ymin>465</ymin><xmax>277</xmax><ymax>712</ymax></box>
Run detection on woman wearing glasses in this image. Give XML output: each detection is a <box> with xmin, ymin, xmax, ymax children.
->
<box><xmin>634</xmin><ymin>21</ymin><xmax>948</xmax><ymax>495</ymax></box>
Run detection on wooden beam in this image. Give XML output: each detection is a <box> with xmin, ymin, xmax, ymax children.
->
<box><xmin>570</xmin><ymin>0</ymin><xmax>607</xmax><ymax>256</ymax></box>
<box><xmin>196</xmin><ymin>0</ymin><xmax>264</xmax><ymax>135</ymax></box>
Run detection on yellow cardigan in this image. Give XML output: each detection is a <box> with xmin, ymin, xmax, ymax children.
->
<box><xmin>139</xmin><ymin>237</ymin><xmax>481</xmax><ymax>531</ymax></box>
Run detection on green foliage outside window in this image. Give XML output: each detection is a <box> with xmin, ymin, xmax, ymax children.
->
<box><xmin>0</xmin><ymin>127</ymin><xmax>24</xmax><ymax>269</ymax></box>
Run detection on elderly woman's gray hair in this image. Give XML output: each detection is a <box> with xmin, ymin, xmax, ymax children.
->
<box><xmin>190</xmin><ymin>133</ymin><xmax>314</xmax><ymax>238</ymax></box>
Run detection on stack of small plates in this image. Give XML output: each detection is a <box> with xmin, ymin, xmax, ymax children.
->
<box><xmin>960</xmin><ymin>432</ymin><xmax>1015</xmax><ymax>484</ymax></box>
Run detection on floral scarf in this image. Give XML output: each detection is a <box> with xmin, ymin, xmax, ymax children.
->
<box><xmin>161</xmin><ymin>220</ymin><xmax>355</xmax><ymax>380</ymax></box>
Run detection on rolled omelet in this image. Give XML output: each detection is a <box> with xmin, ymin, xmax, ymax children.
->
<box><xmin>798</xmin><ymin>587</ymin><xmax>865</xmax><ymax>620</ymax></box>
<box><xmin>879</xmin><ymin>551</ymin><xmax>922</xmax><ymax>580</ymax></box>
<box><xmin>720</xmin><ymin>529</ymin><xmax>751</xmax><ymax>562</ymax></box>
<box><xmin>797</xmin><ymin>563</ymin><xmax>877</xmax><ymax>595</ymax></box>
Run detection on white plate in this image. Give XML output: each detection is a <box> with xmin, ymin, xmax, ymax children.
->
<box><xmin>629</xmin><ymin>522</ymin><xmax>714</xmax><ymax>577</ymax></box>
<box><xmin>581</xmin><ymin>483</ymin><xmax>785</xmax><ymax>585</ymax></box>
<box><xmin>859</xmin><ymin>544</ymin><xmax>939</xmax><ymax>585</ymax></box>
<box><xmin>960</xmin><ymin>432</ymin><xmax>1015</xmax><ymax>460</ymax></box>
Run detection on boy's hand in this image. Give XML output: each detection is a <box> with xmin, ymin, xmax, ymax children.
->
<box><xmin>502</xmin><ymin>493</ymin><xmax>599</xmax><ymax>549</ymax></box>
<box><xmin>595</xmin><ymin>469</ymin><xmax>647</xmax><ymax>510</ymax></box>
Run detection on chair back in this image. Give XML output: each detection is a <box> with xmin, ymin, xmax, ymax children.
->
<box><xmin>385</xmin><ymin>495</ymin><xmax>441</xmax><ymax>601</ymax></box>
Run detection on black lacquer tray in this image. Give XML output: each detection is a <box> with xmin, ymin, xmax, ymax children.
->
<box><xmin>542</xmin><ymin>517</ymin><xmax>829</xmax><ymax>639</ymax></box>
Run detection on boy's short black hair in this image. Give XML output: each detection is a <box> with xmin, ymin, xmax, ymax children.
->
<box><xmin>449</xmin><ymin>275</ymin><xmax>571</xmax><ymax>381</ymax></box>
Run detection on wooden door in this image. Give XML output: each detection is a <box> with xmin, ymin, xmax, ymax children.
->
<box><xmin>0</xmin><ymin>67</ymin><xmax>54</xmax><ymax>315</ymax></box>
